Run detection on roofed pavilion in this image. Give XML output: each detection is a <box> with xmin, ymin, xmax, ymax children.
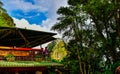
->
<box><xmin>0</xmin><ymin>27</ymin><xmax>63</xmax><ymax>74</ymax></box>
<box><xmin>0</xmin><ymin>27</ymin><xmax>56</xmax><ymax>47</ymax></box>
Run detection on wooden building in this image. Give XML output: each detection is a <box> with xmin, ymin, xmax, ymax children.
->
<box><xmin>0</xmin><ymin>27</ymin><xmax>56</xmax><ymax>61</ymax></box>
<box><xmin>0</xmin><ymin>46</ymin><xmax>43</xmax><ymax>61</ymax></box>
<box><xmin>0</xmin><ymin>27</ymin><xmax>64</xmax><ymax>74</ymax></box>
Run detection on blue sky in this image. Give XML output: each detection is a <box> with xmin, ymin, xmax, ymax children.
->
<box><xmin>1</xmin><ymin>0</ymin><xmax>67</xmax><ymax>31</ymax></box>
<box><xmin>2</xmin><ymin>0</ymin><xmax>50</xmax><ymax>24</ymax></box>
<box><xmin>9</xmin><ymin>10</ymin><xmax>47</xmax><ymax>24</ymax></box>
<box><xmin>1</xmin><ymin>0</ymin><xmax>68</xmax><ymax>47</ymax></box>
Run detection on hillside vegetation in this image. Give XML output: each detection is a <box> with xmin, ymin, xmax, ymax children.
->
<box><xmin>48</xmin><ymin>39</ymin><xmax>67</xmax><ymax>61</ymax></box>
<box><xmin>0</xmin><ymin>13</ymin><xmax>14</xmax><ymax>27</ymax></box>
<box><xmin>0</xmin><ymin>1</ymin><xmax>14</xmax><ymax>27</ymax></box>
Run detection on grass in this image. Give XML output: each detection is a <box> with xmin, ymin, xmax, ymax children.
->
<box><xmin>0</xmin><ymin>61</ymin><xmax>63</xmax><ymax>67</ymax></box>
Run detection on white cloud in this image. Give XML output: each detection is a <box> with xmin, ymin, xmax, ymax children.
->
<box><xmin>13</xmin><ymin>18</ymin><xmax>62</xmax><ymax>38</ymax></box>
<box><xmin>10</xmin><ymin>0</ymin><xmax>68</xmax><ymax>37</ymax></box>
<box><xmin>41</xmin><ymin>0</ymin><xmax>68</xmax><ymax>34</ymax></box>
<box><xmin>45</xmin><ymin>0</ymin><xmax>68</xmax><ymax>18</ymax></box>
<box><xmin>2</xmin><ymin>0</ymin><xmax>68</xmax><ymax>30</ymax></box>
<box><xmin>13</xmin><ymin>18</ymin><xmax>62</xmax><ymax>48</ymax></box>
<box><xmin>2</xmin><ymin>0</ymin><xmax>68</xmax><ymax>13</ymax></box>
<box><xmin>3</xmin><ymin>0</ymin><xmax>68</xmax><ymax>48</ymax></box>
<box><xmin>40</xmin><ymin>0</ymin><xmax>68</xmax><ymax>38</ymax></box>
<box><xmin>2</xmin><ymin>0</ymin><xmax>48</xmax><ymax>12</ymax></box>
<box><xmin>13</xmin><ymin>18</ymin><xmax>46</xmax><ymax>31</ymax></box>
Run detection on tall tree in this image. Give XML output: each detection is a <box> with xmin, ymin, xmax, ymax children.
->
<box><xmin>83</xmin><ymin>0</ymin><xmax>119</xmax><ymax>62</ymax></box>
<box><xmin>52</xmin><ymin>0</ymin><xmax>120</xmax><ymax>73</ymax></box>
<box><xmin>51</xmin><ymin>2</ymin><xmax>95</xmax><ymax>74</ymax></box>
<box><xmin>69</xmin><ymin>0</ymin><xmax>120</xmax><ymax>62</ymax></box>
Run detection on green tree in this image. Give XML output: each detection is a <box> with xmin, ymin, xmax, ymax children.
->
<box><xmin>52</xmin><ymin>0</ymin><xmax>120</xmax><ymax>73</ymax></box>
<box><xmin>51</xmin><ymin>4</ymin><xmax>86</xmax><ymax>74</ymax></box>
<box><xmin>83</xmin><ymin>0</ymin><xmax>119</xmax><ymax>62</ymax></box>
<box><xmin>69</xmin><ymin>0</ymin><xmax>120</xmax><ymax>63</ymax></box>
<box><xmin>0</xmin><ymin>1</ymin><xmax>14</xmax><ymax>27</ymax></box>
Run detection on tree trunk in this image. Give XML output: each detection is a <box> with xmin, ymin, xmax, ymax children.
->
<box><xmin>106</xmin><ymin>44</ymin><xmax>118</xmax><ymax>62</ymax></box>
<box><xmin>88</xmin><ymin>64</ymin><xmax>90</xmax><ymax>74</ymax></box>
<box><xmin>76</xmin><ymin>46</ymin><xmax>83</xmax><ymax>74</ymax></box>
<box><xmin>83</xmin><ymin>63</ymin><xmax>86</xmax><ymax>74</ymax></box>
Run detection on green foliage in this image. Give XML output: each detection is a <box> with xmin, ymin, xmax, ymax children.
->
<box><xmin>0</xmin><ymin>14</ymin><xmax>14</xmax><ymax>27</ymax></box>
<box><xmin>47</xmin><ymin>40</ymin><xmax>56</xmax><ymax>52</ymax></box>
<box><xmin>62</xmin><ymin>59</ymin><xmax>80</xmax><ymax>74</ymax></box>
<box><xmin>52</xmin><ymin>0</ymin><xmax>120</xmax><ymax>73</ymax></box>
<box><xmin>34</xmin><ymin>58</ymin><xmax>42</xmax><ymax>62</ymax></box>
<box><xmin>50</xmin><ymin>39</ymin><xmax>67</xmax><ymax>61</ymax></box>
<box><xmin>5</xmin><ymin>54</ymin><xmax>15</xmax><ymax>62</ymax></box>
<box><xmin>0</xmin><ymin>1</ymin><xmax>14</xmax><ymax>27</ymax></box>
<box><xmin>57</xmin><ymin>7</ymin><xmax>75</xmax><ymax>16</ymax></box>
<box><xmin>35</xmin><ymin>54</ymin><xmax>43</xmax><ymax>58</ymax></box>
<box><xmin>0</xmin><ymin>61</ymin><xmax>63</xmax><ymax>67</ymax></box>
<box><xmin>84</xmin><ymin>0</ymin><xmax>114</xmax><ymax>21</ymax></box>
<box><xmin>34</xmin><ymin>54</ymin><xmax>43</xmax><ymax>62</ymax></box>
<box><xmin>0</xmin><ymin>13</ymin><xmax>14</xmax><ymax>27</ymax></box>
<box><xmin>98</xmin><ymin>61</ymin><xmax>120</xmax><ymax>74</ymax></box>
<box><xmin>5</xmin><ymin>54</ymin><xmax>15</xmax><ymax>58</ymax></box>
<box><xmin>61</xmin><ymin>41</ymin><xmax>81</xmax><ymax>74</ymax></box>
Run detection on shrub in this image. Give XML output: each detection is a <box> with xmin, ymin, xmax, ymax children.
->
<box><xmin>34</xmin><ymin>54</ymin><xmax>43</xmax><ymax>62</ymax></box>
<box><xmin>5</xmin><ymin>54</ymin><xmax>15</xmax><ymax>62</ymax></box>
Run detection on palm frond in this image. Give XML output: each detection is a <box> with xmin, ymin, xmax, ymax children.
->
<box><xmin>57</xmin><ymin>7</ymin><xmax>75</xmax><ymax>16</ymax></box>
<box><xmin>51</xmin><ymin>22</ymin><xmax>67</xmax><ymax>33</ymax></box>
